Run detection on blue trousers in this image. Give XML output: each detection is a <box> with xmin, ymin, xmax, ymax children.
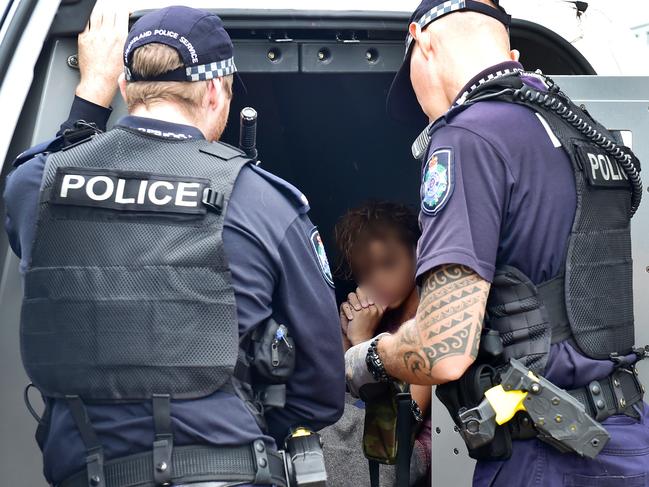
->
<box><xmin>473</xmin><ymin>403</ymin><xmax>649</xmax><ymax>486</ymax></box>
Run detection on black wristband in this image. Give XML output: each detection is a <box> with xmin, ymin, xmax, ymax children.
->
<box><xmin>365</xmin><ymin>335</ymin><xmax>392</xmax><ymax>383</ymax></box>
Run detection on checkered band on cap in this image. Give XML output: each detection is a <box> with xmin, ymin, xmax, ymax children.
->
<box><xmin>405</xmin><ymin>0</ymin><xmax>467</xmax><ymax>55</ymax></box>
<box><xmin>186</xmin><ymin>57</ymin><xmax>237</xmax><ymax>81</ymax></box>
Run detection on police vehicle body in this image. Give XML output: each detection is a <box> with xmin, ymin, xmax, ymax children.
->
<box><xmin>0</xmin><ymin>1</ymin><xmax>648</xmax><ymax>486</ymax></box>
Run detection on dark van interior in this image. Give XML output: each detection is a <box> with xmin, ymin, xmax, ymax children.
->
<box><xmin>219</xmin><ymin>12</ymin><xmax>595</xmax><ymax>298</ymax></box>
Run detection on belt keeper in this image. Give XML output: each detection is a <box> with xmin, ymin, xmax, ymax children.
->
<box><xmin>152</xmin><ymin>393</ymin><xmax>173</xmax><ymax>486</ymax></box>
<box><xmin>632</xmin><ymin>365</ymin><xmax>646</xmax><ymax>398</ymax></box>
<box><xmin>153</xmin><ymin>435</ymin><xmax>173</xmax><ymax>486</ymax></box>
<box><xmin>611</xmin><ymin>370</ymin><xmax>633</xmax><ymax>415</ymax></box>
<box><xmin>85</xmin><ymin>447</ymin><xmax>105</xmax><ymax>487</ymax></box>
<box><xmin>586</xmin><ymin>380</ymin><xmax>608</xmax><ymax>422</ymax></box>
<box><xmin>251</xmin><ymin>439</ymin><xmax>272</xmax><ymax>484</ymax></box>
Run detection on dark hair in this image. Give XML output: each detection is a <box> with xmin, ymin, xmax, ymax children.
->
<box><xmin>334</xmin><ymin>201</ymin><xmax>420</xmax><ymax>279</ymax></box>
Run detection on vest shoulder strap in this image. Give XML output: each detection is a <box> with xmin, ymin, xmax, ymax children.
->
<box><xmin>199</xmin><ymin>140</ymin><xmax>249</xmax><ymax>162</ymax></box>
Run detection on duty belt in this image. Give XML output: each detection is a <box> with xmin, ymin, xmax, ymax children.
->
<box><xmin>58</xmin><ymin>443</ymin><xmax>288</xmax><ymax>487</ymax></box>
<box><xmin>570</xmin><ymin>365</ymin><xmax>644</xmax><ymax>421</ymax></box>
<box><xmin>458</xmin><ymin>359</ymin><xmax>645</xmax><ymax>458</ymax></box>
<box><xmin>510</xmin><ymin>364</ymin><xmax>645</xmax><ymax>442</ymax></box>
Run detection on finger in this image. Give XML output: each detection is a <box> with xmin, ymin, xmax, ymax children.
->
<box><xmin>370</xmin><ymin>304</ymin><xmax>386</xmax><ymax>318</ymax></box>
<box><xmin>106</xmin><ymin>2</ymin><xmax>124</xmax><ymax>31</ymax></box>
<box><xmin>347</xmin><ymin>292</ymin><xmax>362</xmax><ymax>311</ymax></box>
<box><xmin>341</xmin><ymin>302</ymin><xmax>354</xmax><ymax>321</ymax></box>
<box><xmin>340</xmin><ymin>316</ymin><xmax>349</xmax><ymax>335</ymax></box>
<box><xmin>104</xmin><ymin>3</ymin><xmax>118</xmax><ymax>29</ymax></box>
<box><xmin>115</xmin><ymin>5</ymin><xmax>130</xmax><ymax>34</ymax></box>
<box><xmin>90</xmin><ymin>0</ymin><xmax>106</xmax><ymax>29</ymax></box>
<box><xmin>355</xmin><ymin>287</ymin><xmax>369</xmax><ymax>308</ymax></box>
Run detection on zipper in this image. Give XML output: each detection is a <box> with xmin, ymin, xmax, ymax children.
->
<box><xmin>271</xmin><ymin>324</ymin><xmax>292</xmax><ymax>367</ymax></box>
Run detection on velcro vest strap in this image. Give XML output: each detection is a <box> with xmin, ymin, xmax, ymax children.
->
<box><xmin>65</xmin><ymin>396</ymin><xmax>106</xmax><ymax>487</ymax></box>
<box><xmin>485</xmin><ymin>266</ymin><xmax>551</xmax><ymax>374</ymax></box>
<box><xmin>537</xmin><ymin>275</ymin><xmax>572</xmax><ymax>344</ymax></box>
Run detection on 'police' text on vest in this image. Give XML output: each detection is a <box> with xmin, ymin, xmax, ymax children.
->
<box><xmin>50</xmin><ymin>167</ymin><xmax>211</xmax><ymax>215</ymax></box>
<box><xmin>577</xmin><ymin>146</ymin><xmax>630</xmax><ymax>188</ymax></box>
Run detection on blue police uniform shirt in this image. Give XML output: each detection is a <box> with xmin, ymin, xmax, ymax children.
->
<box><xmin>3</xmin><ymin>99</ymin><xmax>345</xmax><ymax>484</ymax></box>
<box><xmin>416</xmin><ymin>61</ymin><xmax>621</xmax><ymax>390</ymax></box>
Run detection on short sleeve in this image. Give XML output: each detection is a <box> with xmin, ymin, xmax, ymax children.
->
<box><xmin>416</xmin><ymin>125</ymin><xmax>513</xmax><ymax>283</ymax></box>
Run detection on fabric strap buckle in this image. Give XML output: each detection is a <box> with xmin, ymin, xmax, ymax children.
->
<box><xmin>202</xmin><ymin>188</ymin><xmax>224</xmax><ymax>214</ymax></box>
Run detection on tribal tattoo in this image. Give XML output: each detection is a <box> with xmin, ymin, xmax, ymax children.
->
<box><xmin>384</xmin><ymin>264</ymin><xmax>490</xmax><ymax>383</ymax></box>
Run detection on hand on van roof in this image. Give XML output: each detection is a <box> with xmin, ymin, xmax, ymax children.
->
<box><xmin>75</xmin><ymin>0</ymin><xmax>129</xmax><ymax>108</ymax></box>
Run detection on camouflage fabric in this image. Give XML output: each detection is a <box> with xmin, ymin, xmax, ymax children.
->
<box><xmin>321</xmin><ymin>393</ymin><xmax>429</xmax><ymax>487</ymax></box>
<box><xmin>363</xmin><ymin>382</ymin><xmax>416</xmax><ymax>465</ymax></box>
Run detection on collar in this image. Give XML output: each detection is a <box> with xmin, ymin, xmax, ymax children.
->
<box><xmin>411</xmin><ymin>61</ymin><xmax>524</xmax><ymax>160</ymax></box>
<box><xmin>453</xmin><ymin>60</ymin><xmax>524</xmax><ymax>106</ymax></box>
<box><xmin>116</xmin><ymin>115</ymin><xmax>205</xmax><ymax>141</ymax></box>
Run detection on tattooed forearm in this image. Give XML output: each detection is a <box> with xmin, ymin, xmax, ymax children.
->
<box><xmin>380</xmin><ymin>264</ymin><xmax>490</xmax><ymax>384</ymax></box>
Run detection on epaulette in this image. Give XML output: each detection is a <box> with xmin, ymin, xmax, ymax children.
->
<box><xmin>249</xmin><ymin>164</ymin><xmax>310</xmax><ymax>214</ymax></box>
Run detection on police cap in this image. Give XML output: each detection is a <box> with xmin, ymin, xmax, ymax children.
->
<box><xmin>124</xmin><ymin>6</ymin><xmax>237</xmax><ymax>83</ymax></box>
<box><xmin>386</xmin><ymin>0</ymin><xmax>511</xmax><ymax>124</ymax></box>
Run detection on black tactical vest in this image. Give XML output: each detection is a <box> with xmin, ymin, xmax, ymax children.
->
<box><xmin>450</xmin><ymin>74</ymin><xmax>640</xmax><ymax>372</ymax></box>
<box><xmin>21</xmin><ymin>127</ymin><xmax>251</xmax><ymax>401</ymax></box>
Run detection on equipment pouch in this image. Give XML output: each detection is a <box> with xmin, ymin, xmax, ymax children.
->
<box><xmin>361</xmin><ymin>382</ymin><xmax>419</xmax><ymax>464</ymax></box>
<box><xmin>252</xmin><ymin>318</ymin><xmax>296</xmax><ymax>384</ymax></box>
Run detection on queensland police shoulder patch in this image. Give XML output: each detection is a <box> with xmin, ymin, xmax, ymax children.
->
<box><xmin>421</xmin><ymin>149</ymin><xmax>454</xmax><ymax>216</ymax></box>
<box><xmin>310</xmin><ymin>228</ymin><xmax>334</xmax><ymax>288</ymax></box>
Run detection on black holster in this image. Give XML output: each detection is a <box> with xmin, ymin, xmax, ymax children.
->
<box><xmin>436</xmin><ymin>363</ymin><xmax>513</xmax><ymax>461</ymax></box>
<box><xmin>435</xmin><ymin>329</ymin><xmax>514</xmax><ymax>461</ymax></box>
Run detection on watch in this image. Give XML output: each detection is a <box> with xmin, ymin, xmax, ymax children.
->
<box><xmin>365</xmin><ymin>334</ymin><xmax>392</xmax><ymax>383</ymax></box>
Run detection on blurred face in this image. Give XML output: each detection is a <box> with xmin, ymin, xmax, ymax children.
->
<box><xmin>352</xmin><ymin>236</ymin><xmax>417</xmax><ymax>310</ymax></box>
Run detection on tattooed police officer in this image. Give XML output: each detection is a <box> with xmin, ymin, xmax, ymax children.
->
<box><xmin>3</xmin><ymin>4</ymin><xmax>344</xmax><ymax>487</ymax></box>
<box><xmin>345</xmin><ymin>0</ymin><xmax>647</xmax><ymax>485</ymax></box>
